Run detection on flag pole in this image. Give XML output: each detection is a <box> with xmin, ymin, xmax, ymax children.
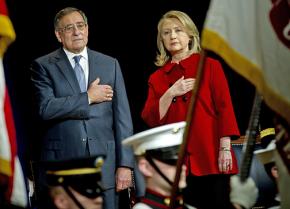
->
<box><xmin>169</xmin><ymin>49</ymin><xmax>207</xmax><ymax>209</ymax></box>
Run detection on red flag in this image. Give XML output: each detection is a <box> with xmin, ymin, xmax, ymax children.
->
<box><xmin>0</xmin><ymin>0</ymin><xmax>27</xmax><ymax>206</ymax></box>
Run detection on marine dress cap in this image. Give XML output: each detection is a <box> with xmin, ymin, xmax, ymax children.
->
<box><xmin>45</xmin><ymin>155</ymin><xmax>105</xmax><ymax>198</ymax></box>
<box><xmin>254</xmin><ymin>140</ymin><xmax>276</xmax><ymax>165</ymax></box>
<box><xmin>122</xmin><ymin>121</ymin><xmax>186</xmax><ymax>156</ymax></box>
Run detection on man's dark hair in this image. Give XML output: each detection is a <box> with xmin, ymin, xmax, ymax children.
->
<box><xmin>54</xmin><ymin>7</ymin><xmax>88</xmax><ymax>30</ymax></box>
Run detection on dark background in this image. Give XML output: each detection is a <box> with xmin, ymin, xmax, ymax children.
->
<box><xmin>4</xmin><ymin>0</ymin><xmax>256</xmax><ymax>167</ymax></box>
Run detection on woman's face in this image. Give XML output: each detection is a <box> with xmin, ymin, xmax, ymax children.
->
<box><xmin>160</xmin><ymin>18</ymin><xmax>191</xmax><ymax>56</ymax></box>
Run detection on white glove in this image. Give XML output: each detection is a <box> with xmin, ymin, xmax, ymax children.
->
<box><xmin>230</xmin><ymin>175</ymin><xmax>258</xmax><ymax>209</ymax></box>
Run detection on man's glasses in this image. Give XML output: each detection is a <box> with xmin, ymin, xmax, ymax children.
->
<box><xmin>58</xmin><ymin>22</ymin><xmax>87</xmax><ymax>33</ymax></box>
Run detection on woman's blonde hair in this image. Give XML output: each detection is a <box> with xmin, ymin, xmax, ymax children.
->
<box><xmin>155</xmin><ymin>10</ymin><xmax>201</xmax><ymax>66</ymax></box>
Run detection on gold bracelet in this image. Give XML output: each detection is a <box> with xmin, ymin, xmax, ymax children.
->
<box><xmin>220</xmin><ymin>147</ymin><xmax>231</xmax><ymax>151</ymax></box>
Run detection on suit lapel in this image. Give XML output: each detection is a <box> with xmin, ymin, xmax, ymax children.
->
<box><xmin>53</xmin><ymin>49</ymin><xmax>80</xmax><ymax>93</ymax></box>
<box><xmin>87</xmin><ymin>48</ymin><xmax>101</xmax><ymax>86</ymax></box>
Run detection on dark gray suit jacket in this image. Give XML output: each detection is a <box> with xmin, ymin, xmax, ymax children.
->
<box><xmin>31</xmin><ymin>48</ymin><xmax>134</xmax><ymax>189</ymax></box>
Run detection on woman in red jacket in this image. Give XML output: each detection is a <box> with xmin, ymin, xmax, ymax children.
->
<box><xmin>141</xmin><ymin>10</ymin><xmax>240</xmax><ymax>209</ymax></box>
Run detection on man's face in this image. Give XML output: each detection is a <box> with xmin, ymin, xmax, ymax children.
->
<box><xmin>55</xmin><ymin>11</ymin><xmax>88</xmax><ymax>54</ymax></box>
<box><xmin>151</xmin><ymin>159</ymin><xmax>187</xmax><ymax>193</ymax></box>
<box><xmin>51</xmin><ymin>186</ymin><xmax>103</xmax><ymax>209</ymax></box>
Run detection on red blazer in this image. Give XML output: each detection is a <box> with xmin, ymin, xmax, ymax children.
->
<box><xmin>142</xmin><ymin>54</ymin><xmax>240</xmax><ymax>176</ymax></box>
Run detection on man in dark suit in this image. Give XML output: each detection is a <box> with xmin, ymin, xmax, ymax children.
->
<box><xmin>30</xmin><ymin>7</ymin><xmax>134</xmax><ymax>209</ymax></box>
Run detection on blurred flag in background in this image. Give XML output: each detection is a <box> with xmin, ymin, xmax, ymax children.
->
<box><xmin>201</xmin><ymin>1</ymin><xmax>290</xmax><ymax>208</ymax></box>
<box><xmin>201</xmin><ymin>0</ymin><xmax>290</xmax><ymax>124</ymax></box>
<box><xmin>0</xmin><ymin>0</ymin><xmax>28</xmax><ymax>207</ymax></box>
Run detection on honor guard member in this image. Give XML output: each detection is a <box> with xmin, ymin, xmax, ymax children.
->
<box><xmin>122</xmin><ymin>121</ymin><xmax>196</xmax><ymax>209</ymax></box>
<box><xmin>41</xmin><ymin>155</ymin><xmax>105</xmax><ymax>209</ymax></box>
<box><xmin>255</xmin><ymin>139</ymin><xmax>280</xmax><ymax>209</ymax></box>
<box><xmin>230</xmin><ymin>138</ymin><xmax>279</xmax><ymax>209</ymax></box>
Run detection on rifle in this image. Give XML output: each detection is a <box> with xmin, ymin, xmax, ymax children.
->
<box><xmin>240</xmin><ymin>91</ymin><xmax>263</xmax><ymax>182</ymax></box>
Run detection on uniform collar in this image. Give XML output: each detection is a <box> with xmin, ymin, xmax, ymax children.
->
<box><xmin>141</xmin><ymin>188</ymin><xmax>184</xmax><ymax>209</ymax></box>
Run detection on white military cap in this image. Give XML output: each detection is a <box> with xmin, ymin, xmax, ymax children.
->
<box><xmin>122</xmin><ymin>121</ymin><xmax>186</xmax><ymax>156</ymax></box>
<box><xmin>254</xmin><ymin>139</ymin><xmax>276</xmax><ymax>165</ymax></box>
